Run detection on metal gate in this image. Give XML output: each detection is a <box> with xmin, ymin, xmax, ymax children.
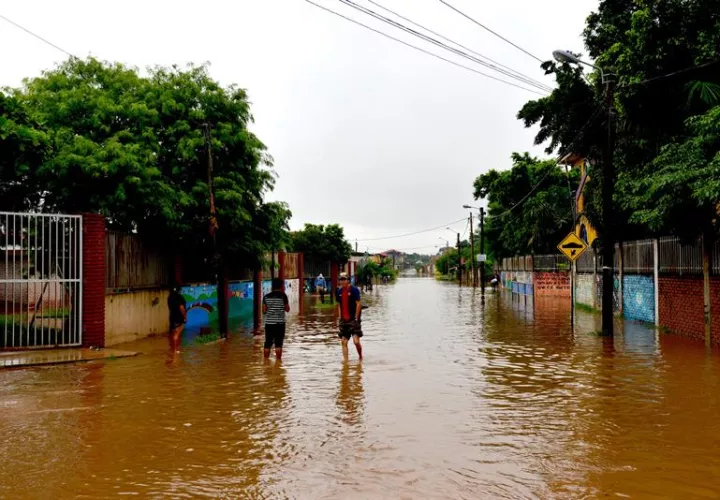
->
<box><xmin>1</xmin><ymin>212</ymin><xmax>83</xmax><ymax>349</ymax></box>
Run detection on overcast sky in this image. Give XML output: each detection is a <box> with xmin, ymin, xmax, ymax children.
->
<box><xmin>1</xmin><ymin>0</ymin><xmax>597</xmax><ymax>254</ymax></box>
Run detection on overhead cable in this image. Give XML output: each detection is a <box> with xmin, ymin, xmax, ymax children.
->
<box><xmin>337</xmin><ymin>0</ymin><xmax>551</xmax><ymax>93</ymax></box>
<box><xmin>305</xmin><ymin>0</ymin><xmax>546</xmax><ymax>95</ymax></box>
<box><xmin>0</xmin><ymin>14</ymin><xmax>76</xmax><ymax>59</ymax></box>
<box><xmin>355</xmin><ymin>217</ymin><xmax>468</xmax><ymax>242</ymax></box>
<box><xmin>437</xmin><ymin>0</ymin><xmax>544</xmax><ymax>64</ymax></box>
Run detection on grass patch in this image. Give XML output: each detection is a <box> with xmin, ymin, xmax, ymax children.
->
<box><xmin>313</xmin><ymin>301</ymin><xmax>336</xmax><ymax>310</ymax></box>
<box><xmin>195</xmin><ymin>333</ymin><xmax>221</xmax><ymax>344</ymax></box>
<box><xmin>575</xmin><ymin>303</ymin><xmax>599</xmax><ymax>314</ymax></box>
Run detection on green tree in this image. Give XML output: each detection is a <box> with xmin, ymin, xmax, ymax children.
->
<box><xmin>473</xmin><ymin>153</ymin><xmax>577</xmax><ymax>258</ymax></box>
<box><xmin>7</xmin><ymin>57</ymin><xmax>287</xmax><ymax>269</ymax></box>
<box><xmin>518</xmin><ymin>0</ymin><xmax>720</xmax><ymax>237</ymax></box>
<box><xmin>289</xmin><ymin>223</ymin><xmax>352</xmax><ymax>263</ymax></box>
<box><xmin>0</xmin><ymin>93</ymin><xmax>50</xmax><ymax>211</ymax></box>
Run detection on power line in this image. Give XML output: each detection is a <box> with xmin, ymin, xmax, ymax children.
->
<box><xmin>367</xmin><ymin>0</ymin><xmax>551</xmax><ymax>92</ymax></box>
<box><xmin>304</xmin><ymin>0</ymin><xmax>546</xmax><ymax>95</ymax></box>
<box><xmin>355</xmin><ymin>217</ymin><xmax>468</xmax><ymax>242</ymax></box>
<box><xmin>336</xmin><ymin>0</ymin><xmax>551</xmax><ymax>93</ymax></box>
<box><xmin>623</xmin><ymin>59</ymin><xmax>720</xmax><ymax>87</ymax></box>
<box><xmin>437</xmin><ymin>0</ymin><xmax>544</xmax><ymax>64</ymax></box>
<box><xmin>0</xmin><ymin>14</ymin><xmax>76</xmax><ymax>59</ymax></box>
<box><xmin>355</xmin><ymin>0</ymin><xmax>552</xmax><ymax>92</ymax></box>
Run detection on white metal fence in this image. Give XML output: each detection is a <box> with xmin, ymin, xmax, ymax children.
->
<box><xmin>1</xmin><ymin>212</ymin><xmax>83</xmax><ymax>348</ymax></box>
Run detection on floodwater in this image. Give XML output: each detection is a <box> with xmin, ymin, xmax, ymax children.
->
<box><xmin>2</xmin><ymin>278</ymin><xmax>720</xmax><ymax>499</ymax></box>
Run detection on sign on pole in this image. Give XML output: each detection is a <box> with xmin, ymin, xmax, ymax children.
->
<box><xmin>557</xmin><ymin>232</ymin><xmax>588</xmax><ymax>262</ymax></box>
<box><xmin>476</xmin><ymin>254</ymin><xmax>487</xmax><ymax>262</ymax></box>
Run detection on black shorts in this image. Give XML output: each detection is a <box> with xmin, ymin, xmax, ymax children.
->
<box><xmin>170</xmin><ymin>321</ymin><xmax>185</xmax><ymax>331</ymax></box>
<box><xmin>264</xmin><ymin>323</ymin><xmax>286</xmax><ymax>349</ymax></box>
<box><xmin>338</xmin><ymin>319</ymin><xmax>363</xmax><ymax>340</ymax></box>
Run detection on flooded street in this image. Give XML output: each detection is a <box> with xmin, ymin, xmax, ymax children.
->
<box><xmin>3</xmin><ymin>277</ymin><xmax>720</xmax><ymax>499</ymax></box>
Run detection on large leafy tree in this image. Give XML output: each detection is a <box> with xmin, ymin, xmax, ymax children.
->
<box><xmin>0</xmin><ymin>93</ymin><xmax>50</xmax><ymax>211</ymax></box>
<box><xmin>289</xmin><ymin>223</ymin><xmax>352</xmax><ymax>263</ymax></box>
<box><xmin>518</xmin><ymin>0</ymin><xmax>720</xmax><ymax>238</ymax></box>
<box><xmin>5</xmin><ymin>57</ymin><xmax>289</xmax><ymax>268</ymax></box>
<box><xmin>473</xmin><ymin>153</ymin><xmax>578</xmax><ymax>258</ymax></box>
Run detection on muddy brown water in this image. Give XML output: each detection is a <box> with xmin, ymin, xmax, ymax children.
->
<box><xmin>2</xmin><ymin>278</ymin><xmax>720</xmax><ymax>499</ymax></box>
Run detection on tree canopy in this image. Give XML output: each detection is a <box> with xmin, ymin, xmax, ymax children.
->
<box><xmin>473</xmin><ymin>153</ymin><xmax>578</xmax><ymax>258</ymax></box>
<box><xmin>289</xmin><ymin>223</ymin><xmax>352</xmax><ymax>263</ymax></box>
<box><xmin>2</xmin><ymin>57</ymin><xmax>289</xmax><ymax>268</ymax></box>
<box><xmin>517</xmin><ymin>0</ymin><xmax>720</xmax><ymax>239</ymax></box>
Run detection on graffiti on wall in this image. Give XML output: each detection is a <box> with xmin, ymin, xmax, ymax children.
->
<box><xmin>622</xmin><ymin>275</ymin><xmax>655</xmax><ymax>323</ymax></box>
<box><xmin>534</xmin><ymin>272</ymin><xmax>570</xmax><ymax>297</ymax></box>
<box><xmin>181</xmin><ymin>281</ymin><xmax>256</xmax><ymax>336</ymax></box>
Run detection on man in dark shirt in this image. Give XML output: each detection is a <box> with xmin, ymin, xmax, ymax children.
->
<box><xmin>167</xmin><ymin>287</ymin><xmax>187</xmax><ymax>353</ymax></box>
<box><xmin>336</xmin><ymin>272</ymin><xmax>363</xmax><ymax>360</ymax></box>
<box><xmin>263</xmin><ymin>278</ymin><xmax>290</xmax><ymax>360</ymax></box>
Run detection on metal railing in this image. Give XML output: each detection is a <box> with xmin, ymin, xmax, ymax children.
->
<box><xmin>658</xmin><ymin>236</ymin><xmax>702</xmax><ymax>275</ymax></box>
<box><xmin>1</xmin><ymin>212</ymin><xmax>83</xmax><ymax>348</ymax></box>
<box><xmin>623</xmin><ymin>239</ymin><xmax>655</xmax><ymax>274</ymax></box>
<box><xmin>532</xmin><ymin>254</ymin><xmax>570</xmax><ymax>271</ymax></box>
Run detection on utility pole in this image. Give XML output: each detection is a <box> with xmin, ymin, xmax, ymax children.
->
<box><xmin>469</xmin><ymin>213</ymin><xmax>476</xmax><ymax>287</ymax></box>
<box><xmin>456</xmin><ymin>232</ymin><xmax>461</xmax><ymax>285</ymax></box>
<box><xmin>601</xmin><ymin>75</ymin><xmax>616</xmax><ymax>337</ymax></box>
<box><xmin>203</xmin><ymin>123</ymin><xmax>227</xmax><ymax>338</ymax></box>
<box><xmin>480</xmin><ymin>207</ymin><xmax>486</xmax><ymax>297</ymax></box>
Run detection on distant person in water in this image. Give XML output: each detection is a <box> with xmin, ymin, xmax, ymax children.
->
<box><xmin>263</xmin><ymin>278</ymin><xmax>290</xmax><ymax>360</ymax></box>
<box><xmin>336</xmin><ymin>272</ymin><xmax>363</xmax><ymax>360</ymax></box>
<box><xmin>167</xmin><ymin>286</ymin><xmax>187</xmax><ymax>353</ymax></box>
<box><xmin>316</xmin><ymin>273</ymin><xmax>327</xmax><ymax>303</ymax></box>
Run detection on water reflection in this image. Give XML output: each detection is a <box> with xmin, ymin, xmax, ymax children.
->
<box><xmin>3</xmin><ymin>278</ymin><xmax>720</xmax><ymax>498</ymax></box>
<box><xmin>336</xmin><ymin>361</ymin><xmax>364</xmax><ymax>425</ymax></box>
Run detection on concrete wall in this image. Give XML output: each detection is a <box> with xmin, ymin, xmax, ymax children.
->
<box><xmin>105</xmin><ymin>289</ymin><xmax>169</xmax><ymax>346</ymax></box>
<box><xmin>534</xmin><ymin>272</ymin><xmax>570</xmax><ymax>297</ymax></box>
<box><xmin>576</xmin><ymin>273</ymin><xmax>595</xmax><ymax>307</ymax></box>
<box><xmin>622</xmin><ymin>275</ymin><xmax>655</xmax><ymax>323</ymax></box>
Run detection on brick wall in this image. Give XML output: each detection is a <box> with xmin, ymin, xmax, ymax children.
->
<box><xmin>534</xmin><ymin>272</ymin><xmax>570</xmax><ymax>297</ymax></box>
<box><xmin>658</xmin><ymin>276</ymin><xmax>705</xmax><ymax>342</ymax></box>
<box><xmin>622</xmin><ymin>275</ymin><xmax>655</xmax><ymax>323</ymax></box>
<box><xmin>82</xmin><ymin>214</ymin><xmax>106</xmax><ymax>347</ymax></box>
<box><xmin>711</xmin><ymin>278</ymin><xmax>720</xmax><ymax>345</ymax></box>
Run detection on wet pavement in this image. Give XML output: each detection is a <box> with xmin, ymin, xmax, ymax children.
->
<box><xmin>2</xmin><ymin>278</ymin><xmax>720</xmax><ymax>499</ymax></box>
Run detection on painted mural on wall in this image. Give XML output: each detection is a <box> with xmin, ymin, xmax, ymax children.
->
<box><xmin>284</xmin><ymin>279</ymin><xmax>300</xmax><ymax>308</ymax></box>
<box><xmin>622</xmin><ymin>275</ymin><xmax>655</xmax><ymax>323</ymax></box>
<box><xmin>181</xmin><ymin>281</ymin><xmax>255</xmax><ymax>336</ymax></box>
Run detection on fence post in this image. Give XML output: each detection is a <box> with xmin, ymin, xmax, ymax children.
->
<box><xmin>593</xmin><ymin>249</ymin><xmax>599</xmax><ymax>310</ymax></box>
<box><xmin>253</xmin><ymin>268</ymin><xmax>262</xmax><ymax>332</ymax></box>
<box><xmin>653</xmin><ymin>239</ymin><xmax>659</xmax><ymax>327</ymax></box>
<box><xmin>297</xmin><ymin>253</ymin><xmax>304</xmax><ymax>314</ymax></box>
<box><xmin>82</xmin><ymin>213</ymin><xmax>106</xmax><ymax>348</ymax></box>
<box><xmin>702</xmin><ymin>233</ymin><xmax>712</xmax><ymax>347</ymax></box>
<box><xmin>217</xmin><ymin>264</ymin><xmax>228</xmax><ymax>338</ymax></box>
<box><xmin>330</xmin><ymin>262</ymin><xmax>338</xmax><ymax>304</ymax></box>
<box><xmin>278</xmin><ymin>252</ymin><xmax>286</xmax><ymax>291</ymax></box>
<box><xmin>618</xmin><ymin>241</ymin><xmax>624</xmax><ymax>315</ymax></box>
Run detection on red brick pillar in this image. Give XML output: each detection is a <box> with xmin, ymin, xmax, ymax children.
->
<box><xmin>82</xmin><ymin>213</ymin><xmax>106</xmax><ymax>348</ymax></box>
<box><xmin>297</xmin><ymin>253</ymin><xmax>305</xmax><ymax>314</ymax></box>
<box><xmin>278</xmin><ymin>252</ymin><xmax>286</xmax><ymax>291</ymax></box>
<box><xmin>173</xmin><ymin>255</ymin><xmax>183</xmax><ymax>286</ymax></box>
<box><xmin>330</xmin><ymin>262</ymin><xmax>339</xmax><ymax>304</ymax></box>
<box><xmin>253</xmin><ymin>269</ymin><xmax>263</xmax><ymax>332</ymax></box>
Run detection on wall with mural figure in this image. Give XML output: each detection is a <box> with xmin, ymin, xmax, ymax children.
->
<box><xmin>284</xmin><ymin>279</ymin><xmax>300</xmax><ymax>308</ymax></box>
<box><xmin>181</xmin><ymin>280</ymin><xmax>256</xmax><ymax>337</ymax></box>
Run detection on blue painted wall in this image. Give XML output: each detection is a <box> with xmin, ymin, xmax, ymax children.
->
<box><xmin>623</xmin><ymin>275</ymin><xmax>655</xmax><ymax>323</ymax></box>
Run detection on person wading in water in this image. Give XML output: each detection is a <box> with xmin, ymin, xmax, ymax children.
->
<box><xmin>167</xmin><ymin>286</ymin><xmax>187</xmax><ymax>353</ymax></box>
<box><xmin>263</xmin><ymin>278</ymin><xmax>290</xmax><ymax>360</ymax></box>
<box><xmin>336</xmin><ymin>272</ymin><xmax>363</xmax><ymax>360</ymax></box>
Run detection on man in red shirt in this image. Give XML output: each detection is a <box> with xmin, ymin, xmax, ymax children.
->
<box><xmin>336</xmin><ymin>272</ymin><xmax>363</xmax><ymax>360</ymax></box>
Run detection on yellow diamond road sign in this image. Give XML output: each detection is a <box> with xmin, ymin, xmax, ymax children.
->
<box><xmin>557</xmin><ymin>232</ymin><xmax>588</xmax><ymax>262</ymax></box>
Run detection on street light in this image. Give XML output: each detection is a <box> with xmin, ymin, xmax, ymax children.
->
<box><xmin>553</xmin><ymin>48</ymin><xmax>616</xmax><ymax>337</ymax></box>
